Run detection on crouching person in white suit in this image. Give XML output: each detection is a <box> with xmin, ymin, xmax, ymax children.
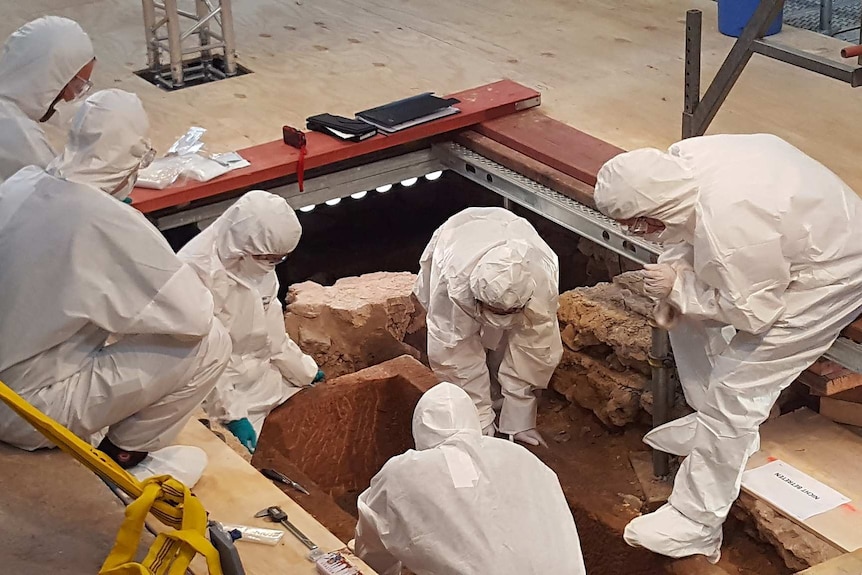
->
<box><xmin>179</xmin><ymin>191</ymin><xmax>322</xmax><ymax>453</ymax></box>
<box><xmin>354</xmin><ymin>382</ymin><xmax>586</xmax><ymax>575</ymax></box>
<box><xmin>0</xmin><ymin>89</ymin><xmax>231</xmax><ymax>486</ymax></box>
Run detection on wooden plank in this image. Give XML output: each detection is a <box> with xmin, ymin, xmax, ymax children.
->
<box><xmin>175</xmin><ymin>420</ymin><xmax>377</xmax><ymax>575</ymax></box>
<box><xmin>745</xmin><ymin>408</ymin><xmax>862</xmax><ymax>553</ymax></box>
<box><xmin>798</xmin><ymin>370</ymin><xmax>862</xmax><ymax>397</ymax></box>
<box><xmin>830</xmin><ymin>388</ymin><xmax>862</xmax><ymax>404</ymax></box>
<box><xmin>821</xmin><ymin>397</ymin><xmax>862</xmax><ymax>428</ymax></box>
<box><xmin>797</xmin><ymin>549</ymin><xmax>862</xmax><ymax>574</ymax></box>
<box><xmin>131</xmin><ymin>80</ymin><xmax>540</xmax><ymax>213</ymax></box>
<box><xmin>840</xmin><ymin>318</ymin><xmax>862</xmax><ymax>344</ymax></box>
<box><xmin>473</xmin><ymin>109</ymin><xmax>624</xmax><ymax>186</ymax></box>
<box><xmin>454</xmin><ymin>130</ymin><xmax>597</xmax><ymax>208</ymax></box>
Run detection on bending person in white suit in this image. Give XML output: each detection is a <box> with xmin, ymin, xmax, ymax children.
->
<box><xmin>594</xmin><ymin>133</ymin><xmax>862</xmax><ymax>562</ymax></box>
<box><xmin>415</xmin><ymin>207</ymin><xmax>563</xmax><ymax>447</ymax></box>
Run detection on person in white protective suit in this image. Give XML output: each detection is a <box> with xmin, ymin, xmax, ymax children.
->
<box><xmin>0</xmin><ymin>89</ymin><xmax>231</xmax><ymax>487</ymax></box>
<box><xmin>0</xmin><ymin>16</ymin><xmax>96</xmax><ymax>183</ymax></box>
<box><xmin>354</xmin><ymin>382</ymin><xmax>586</xmax><ymax>575</ymax></box>
<box><xmin>594</xmin><ymin>133</ymin><xmax>862</xmax><ymax>562</ymax></box>
<box><xmin>178</xmin><ymin>190</ymin><xmax>323</xmax><ymax>453</ymax></box>
<box><xmin>415</xmin><ymin>207</ymin><xmax>563</xmax><ymax>447</ymax></box>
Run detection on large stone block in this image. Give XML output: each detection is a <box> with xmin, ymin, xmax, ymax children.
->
<box><xmin>252</xmin><ymin>356</ymin><xmax>439</xmax><ymax>540</ymax></box>
<box><xmin>284</xmin><ymin>271</ymin><xmax>427</xmax><ymax>378</ymax></box>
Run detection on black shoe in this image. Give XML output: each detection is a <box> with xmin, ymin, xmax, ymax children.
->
<box><xmin>97</xmin><ymin>437</ymin><xmax>148</xmax><ymax>469</ymax></box>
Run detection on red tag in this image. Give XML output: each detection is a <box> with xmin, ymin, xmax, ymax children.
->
<box><xmin>282</xmin><ymin>126</ymin><xmax>308</xmax><ymax>192</ymax></box>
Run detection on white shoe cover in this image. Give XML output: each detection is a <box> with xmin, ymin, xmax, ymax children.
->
<box><xmin>623</xmin><ymin>503</ymin><xmax>722</xmax><ymax>564</ymax></box>
<box><xmin>129</xmin><ymin>445</ymin><xmax>209</xmax><ymax>489</ymax></box>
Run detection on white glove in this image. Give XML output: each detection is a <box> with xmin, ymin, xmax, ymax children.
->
<box><xmin>511</xmin><ymin>428</ymin><xmax>548</xmax><ymax>447</ymax></box>
<box><xmin>653</xmin><ymin>300</ymin><xmax>679</xmax><ymax>330</ymax></box>
<box><xmin>482</xmin><ymin>423</ymin><xmax>497</xmax><ymax>437</ymax></box>
<box><xmin>642</xmin><ymin>263</ymin><xmax>676</xmax><ymax>299</ymax></box>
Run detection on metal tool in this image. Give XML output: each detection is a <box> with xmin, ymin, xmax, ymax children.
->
<box><xmin>262</xmin><ymin>467</ymin><xmax>311</xmax><ymax>496</ymax></box>
<box><xmin>255</xmin><ymin>505</ymin><xmax>319</xmax><ymax>554</ymax></box>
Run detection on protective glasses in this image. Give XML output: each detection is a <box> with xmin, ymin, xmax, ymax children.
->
<box><xmin>68</xmin><ymin>74</ymin><xmax>94</xmax><ymax>102</ymax></box>
<box><xmin>621</xmin><ymin>217</ymin><xmax>664</xmax><ymax>236</ymax></box>
<box><xmin>252</xmin><ymin>254</ymin><xmax>288</xmax><ymax>264</ymax></box>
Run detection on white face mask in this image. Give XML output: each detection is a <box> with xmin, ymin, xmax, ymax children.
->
<box><xmin>237</xmin><ymin>256</ymin><xmax>276</xmax><ymax>285</ymax></box>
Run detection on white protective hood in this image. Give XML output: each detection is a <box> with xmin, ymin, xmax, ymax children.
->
<box><xmin>594</xmin><ymin>147</ymin><xmax>698</xmax><ymax>243</ymax></box>
<box><xmin>412</xmin><ymin>380</ymin><xmax>484</xmax><ymax>450</ymax></box>
<box><xmin>0</xmin><ymin>16</ymin><xmax>94</xmax><ymax>120</ymax></box>
<box><xmin>469</xmin><ymin>241</ymin><xmax>537</xmax><ymax>311</ymax></box>
<box><xmin>179</xmin><ymin>190</ymin><xmax>317</xmax><ymax>425</ymax></box>
<box><xmin>48</xmin><ymin>89</ymin><xmax>151</xmax><ymax>194</ymax></box>
<box><xmin>355</xmin><ymin>382</ymin><xmax>586</xmax><ymax>575</ymax></box>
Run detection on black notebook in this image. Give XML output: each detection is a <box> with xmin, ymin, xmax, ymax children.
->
<box><xmin>306</xmin><ymin>113</ymin><xmax>377</xmax><ymax>142</ymax></box>
<box><xmin>356</xmin><ymin>93</ymin><xmax>461</xmax><ymax>133</ymax></box>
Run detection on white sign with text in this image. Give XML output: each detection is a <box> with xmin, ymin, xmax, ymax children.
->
<box><xmin>742</xmin><ymin>459</ymin><xmax>851</xmax><ymax>521</ymax></box>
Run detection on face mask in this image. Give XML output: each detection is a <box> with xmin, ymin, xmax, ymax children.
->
<box><xmin>237</xmin><ymin>257</ymin><xmax>276</xmax><ymax>285</ymax></box>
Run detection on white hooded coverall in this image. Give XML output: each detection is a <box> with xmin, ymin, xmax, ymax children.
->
<box><xmin>415</xmin><ymin>207</ymin><xmax>564</xmax><ymax>435</ymax></box>
<box><xmin>179</xmin><ymin>190</ymin><xmax>318</xmax><ymax>435</ymax></box>
<box><xmin>594</xmin><ymin>133</ymin><xmax>862</xmax><ymax>561</ymax></box>
<box><xmin>355</xmin><ymin>382</ymin><xmax>586</xmax><ymax>575</ymax></box>
<box><xmin>0</xmin><ymin>89</ymin><xmax>230</xmax><ymax>453</ymax></box>
<box><xmin>0</xmin><ymin>16</ymin><xmax>94</xmax><ymax>183</ymax></box>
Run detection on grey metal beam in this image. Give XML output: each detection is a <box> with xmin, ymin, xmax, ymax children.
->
<box><xmin>752</xmin><ymin>39</ymin><xmax>862</xmax><ymax>86</ymax></box>
<box><xmin>151</xmin><ymin>149</ymin><xmax>443</xmax><ymax>230</ymax></box>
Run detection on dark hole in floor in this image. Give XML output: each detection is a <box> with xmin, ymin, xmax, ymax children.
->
<box><xmin>135</xmin><ymin>55</ymin><xmax>252</xmax><ymax>91</ymax></box>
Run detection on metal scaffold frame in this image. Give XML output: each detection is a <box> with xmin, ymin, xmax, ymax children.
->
<box><xmin>141</xmin><ymin>0</ymin><xmax>238</xmax><ymax>90</ymax></box>
<box><xmin>683</xmin><ymin>0</ymin><xmax>862</xmax><ymax>140</ymax></box>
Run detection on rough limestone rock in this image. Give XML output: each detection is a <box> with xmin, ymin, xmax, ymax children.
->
<box><xmin>285</xmin><ymin>272</ymin><xmax>427</xmax><ymax>378</ymax></box>
<box><xmin>552</xmin><ymin>271</ymin><xmax>691</xmax><ymax>426</ymax></box>
<box><xmin>732</xmin><ymin>492</ymin><xmax>843</xmax><ymax>571</ymax></box>
<box><xmin>552</xmin><ymin>348</ymin><xmax>650</xmax><ymax>427</ymax></box>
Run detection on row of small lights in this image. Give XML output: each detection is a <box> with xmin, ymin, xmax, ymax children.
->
<box><xmin>298</xmin><ymin>170</ymin><xmax>444</xmax><ymax>213</ymax></box>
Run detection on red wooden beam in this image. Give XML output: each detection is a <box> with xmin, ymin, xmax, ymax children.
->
<box><xmin>474</xmin><ymin>109</ymin><xmax>624</xmax><ymax>187</ymax></box>
<box><xmin>132</xmin><ymin>79</ymin><xmax>541</xmax><ymax>213</ymax></box>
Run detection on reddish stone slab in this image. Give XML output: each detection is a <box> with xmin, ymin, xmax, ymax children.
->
<box><xmin>251</xmin><ymin>356</ymin><xmax>439</xmax><ymax>535</ymax></box>
<box><xmin>842</xmin><ymin>318</ymin><xmax>862</xmax><ymax>343</ymax></box>
<box><xmin>455</xmin><ymin>130</ymin><xmax>597</xmax><ymax>209</ymax></box>
<box><xmin>132</xmin><ymin>80</ymin><xmax>541</xmax><ymax>213</ymax></box>
<box><xmin>475</xmin><ymin>109</ymin><xmax>624</xmax><ymax>186</ymax></box>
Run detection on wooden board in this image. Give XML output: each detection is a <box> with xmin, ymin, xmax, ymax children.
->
<box><xmin>820</xmin><ymin>397</ymin><xmax>862</xmax><ymax>428</ymax></box>
<box><xmin>131</xmin><ymin>80</ymin><xmax>540</xmax><ymax>213</ymax></box>
<box><xmin>798</xmin><ymin>371</ymin><xmax>862</xmax><ymax>397</ymax></box>
<box><xmin>454</xmin><ymin>130</ymin><xmax>597</xmax><ymax>208</ymax></box>
<box><xmin>474</xmin><ymin>109</ymin><xmax>624</xmax><ymax>186</ymax></box>
<box><xmin>175</xmin><ymin>420</ymin><xmax>377</xmax><ymax>575</ymax></box>
<box><xmin>745</xmin><ymin>408</ymin><xmax>862</xmax><ymax>553</ymax></box>
<box><xmin>797</xmin><ymin>549</ymin><xmax>862</xmax><ymax>574</ymax></box>
<box><xmin>841</xmin><ymin>319</ymin><xmax>862</xmax><ymax>344</ymax></box>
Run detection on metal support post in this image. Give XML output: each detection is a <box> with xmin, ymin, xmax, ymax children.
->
<box><xmin>163</xmin><ymin>0</ymin><xmax>185</xmax><ymax>87</ymax></box>
<box><xmin>649</xmin><ymin>327</ymin><xmax>672</xmax><ymax>478</ymax></box>
<box><xmin>820</xmin><ymin>0</ymin><xmax>833</xmax><ymax>35</ymax></box>
<box><xmin>195</xmin><ymin>0</ymin><xmax>213</xmax><ymax>65</ymax></box>
<box><xmin>220</xmin><ymin>0</ymin><xmax>238</xmax><ymax>75</ymax></box>
<box><xmin>141</xmin><ymin>0</ymin><xmax>160</xmax><ymax>71</ymax></box>
<box><xmin>682</xmin><ymin>10</ymin><xmax>702</xmax><ymax>139</ymax></box>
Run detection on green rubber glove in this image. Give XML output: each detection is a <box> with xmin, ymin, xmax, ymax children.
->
<box><xmin>313</xmin><ymin>369</ymin><xmax>325</xmax><ymax>384</ymax></box>
<box><xmin>225</xmin><ymin>418</ymin><xmax>257</xmax><ymax>453</ymax></box>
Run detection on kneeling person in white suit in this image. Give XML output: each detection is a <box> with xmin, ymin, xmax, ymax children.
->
<box><xmin>179</xmin><ymin>191</ymin><xmax>322</xmax><ymax>453</ymax></box>
<box><xmin>355</xmin><ymin>382</ymin><xmax>586</xmax><ymax>575</ymax></box>
<box><xmin>0</xmin><ymin>89</ymin><xmax>231</xmax><ymax>485</ymax></box>
<box><xmin>415</xmin><ymin>207</ymin><xmax>564</xmax><ymax>447</ymax></box>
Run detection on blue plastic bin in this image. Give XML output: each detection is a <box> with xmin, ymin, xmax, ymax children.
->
<box><xmin>717</xmin><ymin>0</ymin><xmax>783</xmax><ymax>38</ymax></box>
